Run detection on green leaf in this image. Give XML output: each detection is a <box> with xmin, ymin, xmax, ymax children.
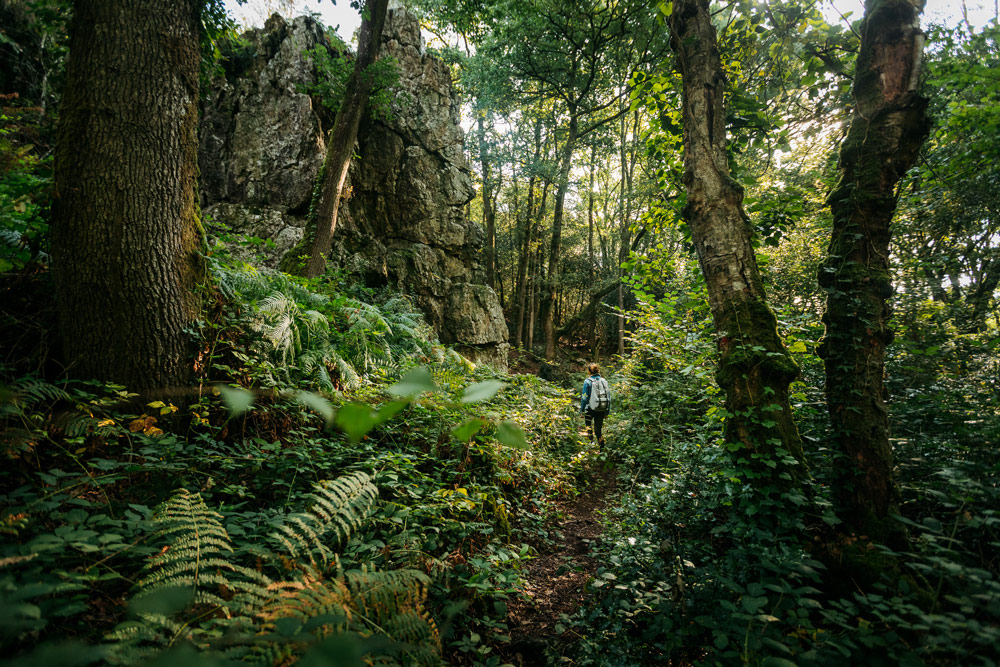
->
<box><xmin>461</xmin><ymin>380</ymin><xmax>506</xmax><ymax>404</ymax></box>
<box><xmin>335</xmin><ymin>402</ymin><xmax>377</xmax><ymax>443</ymax></box>
<box><xmin>386</xmin><ymin>367</ymin><xmax>436</xmax><ymax>398</ymax></box>
<box><xmin>761</xmin><ymin>658</ymin><xmax>798</xmax><ymax>667</ymax></box>
<box><xmin>452</xmin><ymin>418</ymin><xmax>486</xmax><ymax>442</ymax></box>
<box><xmin>496</xmin><ymin>421</ymin><xmax>529</xmax><ymax>450</ymax></box>
<box><xmin>217</xmin><ymin>385</ymin><xmax>254</xmax><ymax>416</ymax></box>
<box><xmin>788</xmin><ymin>340</ymin><xmax>807</xmax><ymax>353</ymax></box>
<box><xmin>295</xmin><ymin>391</ymin><xmax>334</xmax><ymax>426</ymax></box>
<box><xmin>374</xmin><ymin>399</ymin><xmax>408</xmax><ymax>425</ymax></box>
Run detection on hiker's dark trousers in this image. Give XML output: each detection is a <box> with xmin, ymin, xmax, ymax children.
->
<box><xmin>584</xmin><ymin>409</ymin><xmax>607</xmax><ymax>442</ymax></box>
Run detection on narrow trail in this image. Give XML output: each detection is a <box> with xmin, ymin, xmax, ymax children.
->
<box><xmin>502</xmin><ymin>467</ymin><xmax>617</xmax><ymax>666</ymax></box>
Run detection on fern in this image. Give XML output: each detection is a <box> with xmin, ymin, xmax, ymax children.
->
<box><xmin>0</xmin><ymin>376</ymin><xmax>73</xmax><ymax>419</ymax></box>
<box><xmin>258</xmin><ymin>566</ymin><xmax>439</xmax><ymax>666</ymax></box>
<box><xmin>109</xmin><ymin>475</ymin><xmax>441</xmax><ymax>665</ymax></box>
<box><xmin>106</xmin><ymin>489</ymin><xmax>270</xmax><ymax>663</ymax></box>
<box><xmin>269</xmin><ymin>472</ymin><xmax>379</xmax><ymax>566</ymax></box>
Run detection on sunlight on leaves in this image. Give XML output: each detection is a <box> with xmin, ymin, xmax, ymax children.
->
<box><xmin>451</xmin><ymin>418</ymin><xmax>486</xmax><ymax>442</ymax></box>
<box><xmin>386</xmin><ymin>367</ymin><xmax>436</xmax><ymax>398</ymax></box>
<box><xmin>460</xmin><ymin>380</ymin><xmax>506</xmax><ymax>404</ymax></box>
<box><xmin>495</xmin><ymin>420</ymin><xmax>529</xmax><ymax>450</ymax></box>
<box><xmin>335</xmin><ymin>402</ymin><xmax>378</xmax><ymax>443</ymax></box>
<box><xmin>216</xmin><ymin>385</ymin><xmax>254</xmax><ymax>416</ymax></box>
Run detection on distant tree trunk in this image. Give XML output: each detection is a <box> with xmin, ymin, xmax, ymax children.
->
<box><xmin>587</xmin><ymin>144</ymin><xmax>597</xmax><ymax>355</ymax></box>
<box><xmin>669</xmin><ymin>0</ymin><xmax>804</xmax><ymax>469</ymax></box>
<box><xmin>541</xmin><ymin>110</ymin><xmax>579</xmax><ymax>359</ymax></box>
<box><xmin>527</xmin><ymin>250</ymin><xmax>538</xmax><ymax>351</ymax></box>
<box><xmin>514</xmin><ymin>121</ymin><xmax>544</xmax><ymax>347</ymax></box>
<box><xmin>617</xmin><ymin>110</ymin><xmax>638</xmax><ymax>357</ymax></box>
<box><xmin>513</xmin><ymin>188</ymin><xmax>533</xmax><ymax>347</ymax></box>
<box><xmin>50</xmin><ymin>0</ymin><xmax>204</xmax><ymax>391</ymax></box>
<box><xmin>477</xmin><ymin>114</ymin><xmax>497</xmax><ymax>289</ymax></box>
<box><xmin>819</xmin><ymin>0</ymin><xmax>929</xmax><ymax>541</ymax></box>
<box><xmin>305</xmin><ymin>0</ymin><xmax>389</xmax><ymax>278</ymax></box>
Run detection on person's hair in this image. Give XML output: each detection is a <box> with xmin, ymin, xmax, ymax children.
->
<box><xmin>588</xmin><ymin>363</ymin><xmax>600</xmax><ymax>375</ymax></box>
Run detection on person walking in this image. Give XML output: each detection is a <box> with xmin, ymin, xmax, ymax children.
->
<box><xmin>580</xmin><ymin>363</ymin><xmax>611</xmax><ymax>446</ymax></box>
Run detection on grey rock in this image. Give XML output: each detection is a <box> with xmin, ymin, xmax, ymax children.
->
<box><xmin>198</xmin><ymin>10</ymin><xmax>508</xmax><ymax>367</ymax></box>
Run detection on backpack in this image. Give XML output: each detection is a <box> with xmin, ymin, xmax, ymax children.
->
<box><xmin>588</xmin><ymin>376</ymin><xmax>610</xmax><ymax>412</ymax></box>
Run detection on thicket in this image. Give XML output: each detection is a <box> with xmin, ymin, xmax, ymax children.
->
<box><xmin>0</xmin><ymin>244</ymin><xmax>598</xmax><ymax>665</ymax></box>
<box><xmin>564</xmin><ymin>264</ymin><xmax>1000</xmax><ymax>666</ymax></box>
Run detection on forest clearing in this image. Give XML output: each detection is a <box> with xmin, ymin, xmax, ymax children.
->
<box><xmin>1</xmin><ymin>0</ymin><xmax>998</xmax><ymax>665</ymax></box>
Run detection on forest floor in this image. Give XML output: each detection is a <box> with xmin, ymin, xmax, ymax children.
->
<box><xmin>500</xmin><ymin>462</ymin><xmax>617</xmax><ymax>665</ymax></box>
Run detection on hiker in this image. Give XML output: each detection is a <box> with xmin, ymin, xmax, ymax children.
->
<box><xmin>580</xmin><ymin>363</ymin><xmax>611</xmax><ymax>446</ymax></box>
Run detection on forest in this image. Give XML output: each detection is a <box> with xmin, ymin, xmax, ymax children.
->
<box><xmin>0</xmin><ymin>0</ymin><xmax>998</xmax><ymax>664</ymax></box>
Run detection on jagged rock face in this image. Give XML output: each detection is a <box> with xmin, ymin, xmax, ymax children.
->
<box><xmin>198</xmin><ymin>10</ymin><xmax>508</xmax><ymax>367</ymax></box>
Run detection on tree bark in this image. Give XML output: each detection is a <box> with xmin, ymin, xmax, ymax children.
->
<box><xmin>50</xmin><ymin>0</ymin><xmax>204</xmax><ymax>391</ymax></box>
<box><xmin>819</xmin><ymin>0</ymin><xmax>930</xmax><ymax>540</ymax></box>
<box><xmin>669</xmin><ymin>0</ymin><xmax>805</xmax><ymax>470</ymax></box>
<box><xmin>304</xmin><ymin>0</ymin><xmax>389</xmax><ymax>278</ymax></box>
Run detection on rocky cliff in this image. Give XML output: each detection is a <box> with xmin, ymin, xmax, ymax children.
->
<box><xmin>199</xmin><ymin>9</ymin><xmax>508</xmax><ymax>366</ymax></box>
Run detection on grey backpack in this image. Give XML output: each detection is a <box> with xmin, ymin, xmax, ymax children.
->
<box><xmin>588</xmin><ymin>376</ymin><xmax>610</xmax><ymax>412</ymax></box>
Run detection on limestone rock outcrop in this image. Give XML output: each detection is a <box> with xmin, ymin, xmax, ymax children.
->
<box><xmin>198</xmin><ymin>9</ymin><xmax>508</xmax><ymax>366</ymax></box>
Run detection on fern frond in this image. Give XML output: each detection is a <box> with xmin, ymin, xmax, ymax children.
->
<box><xmin>108</xmin><ymin>489</ymin><xmax>272</xmax><ymax>663</ymax></box>
<box><xmin>268</xmin><ymin>473</ymin><xmax>378</xmax><ymax>566</ymax></box>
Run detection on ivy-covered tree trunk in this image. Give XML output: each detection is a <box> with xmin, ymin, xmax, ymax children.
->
<box><xmin>304</xmin><ymin>0</ymin><xmax>389</xmax><ymax>278</ymax></box>
<box><xmin>50</xmin><ymin>0</ymin><xmax>204</xmax><ymax>391</ymax></box>
<box><xmin>819</xmin><ymin>0</ymin><xmax>930</xmax><ymax>541</ymax></box>
<box><xmin>669</xmin><ymin>0</ymin><xmax>804</xmax><ymax>470</ymax></box>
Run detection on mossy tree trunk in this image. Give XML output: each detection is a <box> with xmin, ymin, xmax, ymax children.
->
<box><xmin>669</xmin><ymin>0</ymin><xmax>805</xmax><ymax>473</ymax></box>
<box><xmin>50</xmin><ymin>0</ymin><xmax>204</xmax><ymax>391</ymax></box>
<box><xmin>304</xmin><ymin>0</ymin><xmax>389</xmax><ymax>278</ymax></box>
<box><xmin>819</xmin><ymin>0</ymin><xmax>930</xmax><ymax>541</ymax></box>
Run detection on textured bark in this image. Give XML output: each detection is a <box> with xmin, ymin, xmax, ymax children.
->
<box><xmin>819</xmin><ymin>0</ymin><xmax>930</xmax><ymax>540</ymax></box>
<box><xmin>305</xmin><ymin>0</ymin><xmax>389</xmax><ymax>278</ymax></box>
<box><xmin>50</xmin><ymin>0</ymin><xmax>204</xmax><ymax>391</ymax></box>
<box><xmin>669</xmin><ymin>0</ymin><xmax>804</xmax><ymax>469</ymax></box>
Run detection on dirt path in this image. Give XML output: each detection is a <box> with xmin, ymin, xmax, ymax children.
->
<box><xmin>501</xmin><ymin>467</ymin><xmax>617</xmax><ymax>665</ymax></box>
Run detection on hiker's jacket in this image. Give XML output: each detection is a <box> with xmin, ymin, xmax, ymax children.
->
<box><xmin>580</xmin><ymin>374</ymin><xmax>611</xmax><ymax>413</ymax></box>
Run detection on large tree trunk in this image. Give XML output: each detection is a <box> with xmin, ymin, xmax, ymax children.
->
<box><xmin>540</xmin><ymin>111</ymin><xmax>579</xmax><ymax>360</ymax></box>
<box><xmin>50</xmin><ymin>0</ymin><xmax>204</xmax><ymax>391</ymax></box>
<box><xmin>669</xmin><ymin>0</ymin><xmax>804</xmax><ymax>470</ymax></box>
<box><xmin>304</xmin><ymin>0</ymin><xmax>389</xmax><ymax>278</ymax></box>
<box><xmin>819</xmin><ymin>0</ymin><xmax>929</xmax><ymax>541</ymax></box>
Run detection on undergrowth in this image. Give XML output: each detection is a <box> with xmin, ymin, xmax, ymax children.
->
<box><xmin>567</xmin><ymin>289</ymin><xmax>1000</xmax><ymax>666</ymax></box>
<box><xmin>0</xmin><ymin>256</ymin><xmax>591</xmax><ymax>666</ymax></box>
